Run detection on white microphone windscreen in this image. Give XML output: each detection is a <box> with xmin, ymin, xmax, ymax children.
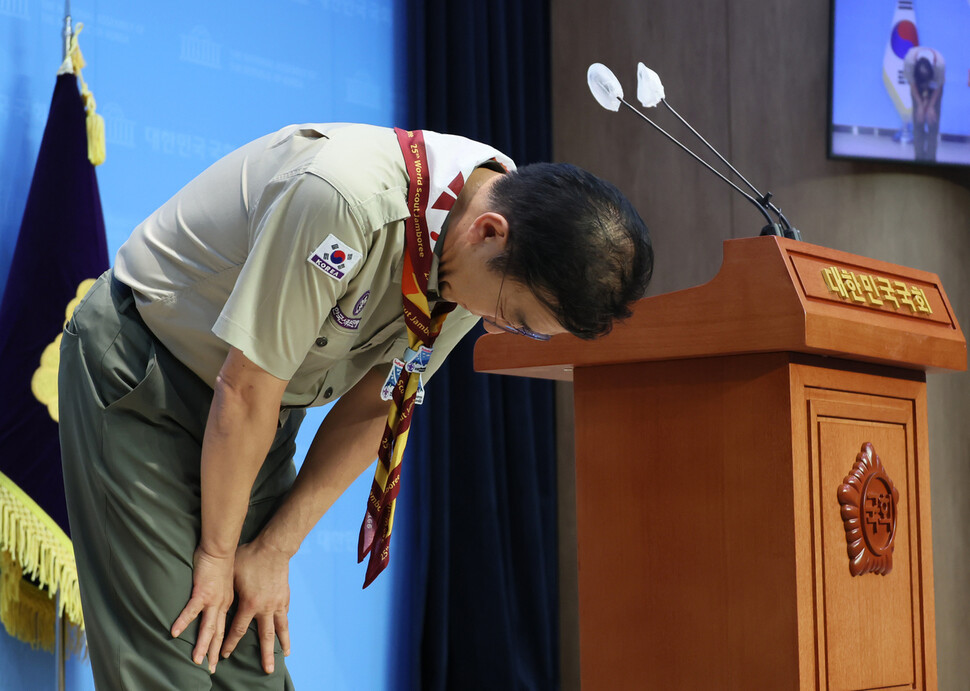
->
<box><xmin>636</xmin><ymin>62</ymin><xmax>665</xmax><ymax>108</ymax></box>
<box><xmin>587</xmin><ymin>63</ymin><xmax>623</xmax><ymax>112</ymax></box>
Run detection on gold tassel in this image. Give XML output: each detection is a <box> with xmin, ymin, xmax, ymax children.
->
<box><xmin>1</xmin><ymin>552</ymin><xmax>56</xmax><ymax>651</ymax></box>
<box><xmin>66</xmin><ymin>23</ymin><xmax>106</xmax><ymax>166</ymax></box>
<box><xmin>0</xmin><ymin>473</ymin><xmax>84</xmax><ymax>653</ymax></box>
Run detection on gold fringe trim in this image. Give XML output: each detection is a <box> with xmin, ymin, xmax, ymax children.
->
<box><xmin>66</xmin><ymin>23</ymin><xmax>106</xmax><ymax>167</ymax></box>
<box><xmin>0</xmin><ymin>472</ymin><xmax>84</xmax><ymax>653</ymax></box>
<box><xmin>0</xmin><ymin>559</ymin><xmax>85</xmax><ymax>655</ymax></box>
<box><xmin>2</xmin><ymin>551</ymin><xmax>55</xmax><ymax>650</ymax></box>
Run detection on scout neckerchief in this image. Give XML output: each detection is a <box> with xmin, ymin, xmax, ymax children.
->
<box><xmin>357</xmin><ymin>128</ymin><xmax>513</xmax><ymax>587</ymax></box>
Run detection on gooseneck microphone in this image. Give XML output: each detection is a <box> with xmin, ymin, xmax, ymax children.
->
<box><xmin>587</xmin><ymin>62</ymin><xmax>801</xmax><ymax>241</ymax></box>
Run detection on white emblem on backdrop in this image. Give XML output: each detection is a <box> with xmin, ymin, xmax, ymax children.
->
<box><xmin>180</xmin><ymin>26</ymin><xmax>222</xmax><ymax>69</ymax></box>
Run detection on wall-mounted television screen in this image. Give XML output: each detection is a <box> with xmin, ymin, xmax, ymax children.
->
<box><xmin>829</xmin><ymin>0</ymin><xmax>970</xmax><ymax>166</ymax></box>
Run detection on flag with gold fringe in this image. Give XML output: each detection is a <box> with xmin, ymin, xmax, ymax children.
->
<box><xmin>0</xmin><ymin>25</ymin><xmax>106</xmax><ymax>651</ymax></box>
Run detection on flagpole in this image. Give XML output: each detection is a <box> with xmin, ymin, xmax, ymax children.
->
<box><xmin>54</xmin><ymin>590</ymin><xmax>66</xmax><ymax>691</ymax></box>
<box><xmin>56</xmin><ymin>9</ymin><xmax>71</xmax><ymax>691</ymax></box>
<box><xmin>62</xmin><ymin>0</ymin><xmax>72</xmax><ymax>60</ymax></box>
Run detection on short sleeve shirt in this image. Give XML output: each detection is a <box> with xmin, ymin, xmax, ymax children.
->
<box><xmin>114</xmin><ymin>123</ymin><xmax>486</xmax><ymax>407</ymax></box>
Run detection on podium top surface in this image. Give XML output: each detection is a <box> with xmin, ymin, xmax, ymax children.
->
<box><xmin>474</xmin><ymin>236</ymin><xmax>967</xmax><ymax>380</ymax></box>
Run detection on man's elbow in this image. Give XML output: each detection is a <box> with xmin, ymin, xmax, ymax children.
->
<box><xmin>212</xmin><ymin>353</ymin><xmax>288</xmax><ymax>424</ymax></box>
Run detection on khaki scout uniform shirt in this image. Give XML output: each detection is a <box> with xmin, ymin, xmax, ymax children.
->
<box><xmin>115</xmin><ymin>123</ymin><xmax>485</xmax><ymax>407</ymax></box>
<box><xmin>903</xmin><ymin>46</ymin><xmax>946</xmax><ymax>89</ymax></box>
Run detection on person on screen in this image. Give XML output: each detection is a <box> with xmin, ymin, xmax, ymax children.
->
<box><xmin>903</xmin><ymin>46</ymin><xmax>946</xmax><ymax>162</ymax></box>
<box><xmin>57</xmin><ymin>122</ymin><xmax>653</xmax><ymax>689</ymax></box>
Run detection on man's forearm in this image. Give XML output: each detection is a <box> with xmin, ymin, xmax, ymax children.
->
<box><xmin>256</xmin><ymin>368</ymin><xmax>388</xmax><ymax>558</ymax></box>
<box><xmin>200</xmin><ymin>370</ymin><xmax>287</xmax><ymax>558</ymax></box>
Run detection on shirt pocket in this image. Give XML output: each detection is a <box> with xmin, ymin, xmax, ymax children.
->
<box><xmin>351</xmin><ymin>316</ymin><xmax>406</xmax><ymax>355</ymax></box>
<box><xmin>306</xmin><ymin>317</ymin><xmax>359</xmax><ymax>362</ymax></box>
<box><xmin>283</xmin><ymin>314</ymin><xmax>405</xmax><ymax>408</ymax></box>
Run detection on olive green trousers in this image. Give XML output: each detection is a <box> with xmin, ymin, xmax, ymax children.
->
<box><xmin>59</xmin><ymin>271</ymin><xmax>301</xmax><ymax>690</ymax></box>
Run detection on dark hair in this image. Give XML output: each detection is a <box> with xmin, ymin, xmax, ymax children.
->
<box><xmin>487</xmin><ymin>163</ymin><xmax>653</xmax><ymax>339</ymax></box>
<box><xmin>914</xmin><ymin>57</ymin><xmax>933</xmax><ymax>86</ymax></box>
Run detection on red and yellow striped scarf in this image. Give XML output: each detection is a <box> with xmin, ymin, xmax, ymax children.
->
<box><xmin>357</xmin><ymin>129</ymin><xmax>453</xmax><ymax>587</ymax></box>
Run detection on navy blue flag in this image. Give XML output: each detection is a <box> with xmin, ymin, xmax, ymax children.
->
<box><xmin>0</xmin><ymin>69</ymin><xmax>108</xmax><ymax>648</ymax></box>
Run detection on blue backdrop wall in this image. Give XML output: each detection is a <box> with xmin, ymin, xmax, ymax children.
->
<box><xmin>0</xmin><ymin>1</ymin><xmax>405</xmax><ymax>689</ymax></box>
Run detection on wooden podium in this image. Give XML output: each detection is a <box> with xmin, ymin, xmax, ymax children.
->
<box><xmin>474</xmin><ymin>236</ymin><xmax>965</xmax><ymax>690</ymax></box>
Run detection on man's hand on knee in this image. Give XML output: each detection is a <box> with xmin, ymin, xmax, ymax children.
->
<box><xmin>171</xmin><ymin>546</ymin><xmax>235</xmax><ymax>674</ymax></box>
<box><xmin>221</xmin><ymin>538</ymin><xmax>292</xmax><ymax>674</ymax></box>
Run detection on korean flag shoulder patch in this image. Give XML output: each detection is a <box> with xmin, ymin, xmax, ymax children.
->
<box><xmin>308</xmin><ymin>234</ymin><xmax>363</xmax><ymax>281</ymax></box>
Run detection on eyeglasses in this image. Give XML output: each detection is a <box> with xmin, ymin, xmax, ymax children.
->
<box><xmin>483</xmin><ymin>318</ymin><xmax>552</xmax><ymax>341</ymax></box>
<box><xmin>485</xmin><ymin>270</ymin><xmax>552</xmax><ymax>341</ymax></box>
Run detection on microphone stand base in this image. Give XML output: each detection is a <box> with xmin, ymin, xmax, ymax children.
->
<box><xmin>761</xmin><ymin>223</ymin><xmax>802</xmax><ymax>241</ymax></box>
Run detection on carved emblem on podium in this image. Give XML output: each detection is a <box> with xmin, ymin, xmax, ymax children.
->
<box><xmin>837</xmin><ymin>442</ymin><xmax>900</xmax><ymax>576</ymax></box>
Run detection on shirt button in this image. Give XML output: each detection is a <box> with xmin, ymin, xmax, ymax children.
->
<box><xmin>323</xmin><ymin>387</ymin><xmax>334</xmax><ymax>399</ymax></box>
<box><xmin>315</xmin><ymin>337</ymin><xmax>328</xmax><ymax>347</ymax></box>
